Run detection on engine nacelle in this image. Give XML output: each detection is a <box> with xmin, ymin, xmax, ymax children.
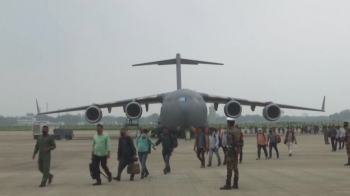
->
<box><xmin>263</xmin><ymin>104</ymin><xmax>281</xmax><ymax>121</ymax></box>
<box><xmin>224</xmin><ymin>101</ymin><xmax>242</xmax><ymax>118</ymax></box>
<box><xmin>125</xmin><ymin>102</ymin><xmax>143</xmax><ymax>120</ymax></box>
<box><xmin>85</xmin><ymin>105</ymin><xmax>103</xmax><ymax>123</ymax></box>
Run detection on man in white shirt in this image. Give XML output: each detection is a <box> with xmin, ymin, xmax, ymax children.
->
<box><xmin>207</xmin><ymin>127</ymin><xmax>221</xmax><ymax>167</ymax></box>
<box><xmin>220</xmin><ymin>129</ymin><xmax>228</xmax><ymax>165</ymax></box>
<box><xmin>336</xmin><ymin>126</ymin><xmax>343</xmax><ymax>150</ymax></box>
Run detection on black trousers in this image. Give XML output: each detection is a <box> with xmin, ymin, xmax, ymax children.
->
<box><xmin>222</xmin><ymin>147</ymin><xmax>227</xmax><ymax>164</ymax></box>
<box><xmin>239</xmin><ymin>147</ymin><xmax>243</xmax><ymax>162</ymax></box>
<box><xmin>269</xmin><ymin>142</ymin><xmax>279</xmax><ymax>158</ymax></box>
<box><xmin>257</xmin><ymin>145</ymin><xmax>268</xmax><ymax>158</ymax></box>
<box><xmin>196</xmin><ymin>147</ymin><xmax>205</xmax><ymax>166</ymax></box>
<box><xmin>93</xmin><ymin>155</ymin><xmax>111</xmax><ymax>182</ymax></box>
<box><xmin>118</xmin><ymin>157</ymin><xmax>135</xmax><ymax>178</ymax></box>
<box><xmin>331</xmin><ymin>137</ymin><xmax>336</xmax><ymax>151</ymax></box>
<box><xmin>337</xmin><ymin>138</ymin><xmax>344</xmax><ymax>149</ymax></box>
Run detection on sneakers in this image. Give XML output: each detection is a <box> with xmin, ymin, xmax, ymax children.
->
<box><xmin>256</xmin><ymin>157</ymin><xmax>260</xmax><ymax>160</ymax></box>
<box><xmin>39</xmin><ymin>184</ymin><xmax>46</xmax><ymax>188</ymax></box>
<box><xmin>93</xmin><ymin>181</ymin><xmax>102</xmax><ymax>186</ymax></box>
<box><xmin>108</xmin><ymin>173</ymin><xmax>112</xmax><ymax>182</ymax></box>
<box><xmin>48</xmin><ymin>174</ymin><xmax>54</xmax><ymax>185</ymax></box>
<box><xmin>220</xmin><ymin>184</ymin><xmax>231</xmax><ymax>190</ymax></box>
<box><xmin>144</xmin><ymin>172</ymin><xmax>149</xmax><ymax>178</ymax></box>
<box><xmin>163</xmin><ymin>168</ymin><xmax>167</xmax><ymax>175</ymax></box>
<box><xmin>113</xmin><ymin>176</ymin><xmax>120</xmax><ymax>181</ymax></box>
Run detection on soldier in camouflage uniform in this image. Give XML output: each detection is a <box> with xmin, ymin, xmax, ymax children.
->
<box><xmin>220</xmin><ymin>117</ymin><xmax>241</xmax><ymax>190</ymax></box>
<box><xmin>32</xmin><ymin>126</ymin><xmax>56</xmax><ymax>187</ymax></box>
<box><xmin>344</xmin><ymin>121</ymin><xmax>350</xmax><ymax>166</ymax></box>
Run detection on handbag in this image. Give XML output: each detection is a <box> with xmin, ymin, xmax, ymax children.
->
<box><xmin>127</xmin><ymin>162</ymin><xmax>140</xmax><ymax>175</ymax></box>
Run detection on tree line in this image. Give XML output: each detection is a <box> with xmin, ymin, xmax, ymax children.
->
<box><xmin>1</xmin><ymin>109</ymin><xmax>349</xmax><ymax>126</ymax></box>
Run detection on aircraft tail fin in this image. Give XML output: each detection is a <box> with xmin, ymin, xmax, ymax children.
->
<box><xmin>133</xmin><ymin>54</ymin><xmax>223</xmax><ymax>90</ymax></box>
<box><xmin>36</xmin><ymin>99</ymin><xmax>41</xmax><ymax>114</ymax></box>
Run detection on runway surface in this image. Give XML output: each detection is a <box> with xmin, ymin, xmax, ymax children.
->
<box><xmin>0</xmin><ymin>131</ymin><xmax>349</xmax><ymax>196</ymax></box>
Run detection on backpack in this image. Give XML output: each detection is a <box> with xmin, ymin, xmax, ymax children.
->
<box><xmin>171</xmin><ymin>134</ymin><xmax>178</xmax><ymax>148</ymax></box>
<box><xmin>276</xmin><ymin>134</ymin><xmax>281</xmax><ymax>143</ymax></box>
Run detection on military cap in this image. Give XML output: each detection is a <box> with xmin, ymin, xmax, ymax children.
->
<box><xmin>226</xmin><ymin>117</ymin><xmax>235</xmax><ymax>121</ymax></box>
<box><xmin>344</xmin><ymin>121</ymin><xmax>349</xmax><ymax>124</ymax></box>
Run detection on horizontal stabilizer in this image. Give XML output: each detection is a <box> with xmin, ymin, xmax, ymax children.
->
<box><xmin>181</xmin><ymin>58</ymin><xmax>223</xmax><ymax>65</ymax></box>
<box><xmin>133</xmin><ymin>59</ymin><xmax>176</xmax><ymax>66</ymax></box>
<box><xmin>133</xmin><ymin>58</ymin><xmax>223</xmax><ymax>66</ymax></box>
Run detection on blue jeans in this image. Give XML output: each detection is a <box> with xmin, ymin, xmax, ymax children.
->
<box><xmin>138</xmin><ymin>152</ymin><xmax>148</xmax><ymax>177</ymax></box>
<box><xmin>208</xmin><ymin>147</ymin><xmax>221</xmax><ymax>165</ymax></box>
<box><xmin>162</xmin><ymin>150</ymin><xmax>171</xmax><ymax>171</ymax></box>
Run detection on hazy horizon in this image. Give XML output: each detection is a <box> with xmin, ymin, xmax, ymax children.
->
<box><xmin>1</xmin><ymin>1</ymin><xmax>350</xmax><ymax>118</ymax></box>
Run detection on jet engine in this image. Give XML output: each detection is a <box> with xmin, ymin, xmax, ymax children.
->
<box><xmin>85</xmin><ymin>105</ymin><xmax>103</xmax><ymax>123</ymax></box>
<box><xmin>263</xmin><ymin>104</ymin><xmax>281</xmax><ymax>121</ymax></box>
<box><xmin>224</xmin><ymin>101</ymin><xmax>242</xmax><ymax>118</ymax></box>
<box><xmin>125</xmin><ymin>102</ymin><xmax>143</xmax><ymax>120</ymax></box>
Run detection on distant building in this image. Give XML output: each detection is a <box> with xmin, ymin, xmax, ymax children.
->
<box><xmin>208</xmin><ymin>105</ymin><xmax>217</xmax><ymax>123</ymax></box>
<box><xmin>17</xmin><ymin>113</ymin><xmax>36</xmax><ymax>125</ymax></box>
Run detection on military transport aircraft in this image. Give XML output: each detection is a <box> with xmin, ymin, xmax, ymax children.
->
<box><xmin>36</xmin><ymin>53</ymin><xmax>325</xmax><ymax>137</ymax></box>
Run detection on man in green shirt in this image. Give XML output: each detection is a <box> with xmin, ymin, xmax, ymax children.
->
<box><xmin>91</xmin><ymin>124</ymin><xmax>112</xmax><ymax>186</ymax></box>
<box><xmin>32</xmin><ymin>126</ymin><xmax>56</xmax><ymax>187</ymax></box>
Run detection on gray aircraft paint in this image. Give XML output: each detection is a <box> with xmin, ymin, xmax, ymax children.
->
<box><xmin>37</xmin><ymin>54</ymin><xmax>325</xmax><ymax>135</ymax></box>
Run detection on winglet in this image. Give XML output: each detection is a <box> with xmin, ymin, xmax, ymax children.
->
<box><xmin>321</xmin><ymin>96</ymin><xmax>326</xmax><ymax>112</ymax></box>
<box><xmin>36</xmin><ymin>99</ymin><xmax>41</xmax><ymax>114</ymax></box>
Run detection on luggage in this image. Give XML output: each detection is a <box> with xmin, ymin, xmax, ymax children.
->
<box><xmin>89</xmin><ymin>162</ymin><xmax>108</xmax><ymax>180</ymax></box>
<box><xmin>127</xmin><ymin>162</ymin><xmax>140</xmax><ymax>175</ymax></box>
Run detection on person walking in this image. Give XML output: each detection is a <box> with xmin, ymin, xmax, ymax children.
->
<box><xmin>284</xmin><ymin>129</ymin><xmax>297</xmax><ymax>156</ymax></box>
<box><xmin>32</xmin><ymin>126</ymin><xmax>56</xmax><ymax>187</ymax></box>
<box><xmin>267</xmin><ymin>129</ymin><xmax>279</xmax><ymax>159</ymax></box>
<box><xmin>343</xmin><ymin>121</ymin><xmax>350</xmax><ymax>166</ymax></box>
<box><xmin>336</xmin><ymin>126</ymin><xmax>342</xmax><ymax>150</ymax></box>
<box><xmin>136</xmin><ymin>129</ymin><xmax>155</xmax><ymax>179</ymax></box>
<box><xmin>256</xmin><ymin>130</ymin><xmax>268</xmax><ymax>160</ymax></box>
<box><xmin>155</xmin><ymin>127</ymin><xmax>175</xmax><ymax>174</ymax></box>
<box><xmin>238</xmin><ymin>128</ymin><xmax>244</xmax><ymax>163</ymax></box>
<box><xmin>91</xmin><ymin>124</ymin><xmax>112</xmax><ymax>185</ymax></box>
<box><xmin>207</xmin><ymin>127</ymin><xmax>221</xmax><ymax>166</ymax></box>
<box><xmin>113</xmin><ymin>128</ymin><xmax>137</xmax><ymax>181</ymax></box>
<box><xmin>323</xmin><ymin>125</ymin><xmax>329</xmax><ymax>144</ymax></box>
<box><xmin>193</xmin><ymin>127</ymin><xmax>209</xmax><ymax>168</ymax></box>
<box><xmin>330</xmin><ymin>126</ymin><xmax>337</xmax><ymax>151</ymax></box>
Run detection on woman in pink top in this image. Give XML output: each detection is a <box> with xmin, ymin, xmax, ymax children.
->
<box><xmin>256</xmin><ymin>130</ymin><xmax>268</xmax><ymax>160</ymax></box>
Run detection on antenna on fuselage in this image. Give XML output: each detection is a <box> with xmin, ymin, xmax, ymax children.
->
<box><xmin>132</xmin><ymin>53</ymin><xmax>223</xmax><ymax>90</ymax></box>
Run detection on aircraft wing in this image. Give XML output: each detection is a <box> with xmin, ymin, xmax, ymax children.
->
<box><xmin>36</xmin><ymin>93</ymin><xmax>168</xmax><ymax>115</ymax></box>
<box><xmin>199</xmin><ymin>92</ymin><xmax>325</xmax><ymax>112</ymax></box>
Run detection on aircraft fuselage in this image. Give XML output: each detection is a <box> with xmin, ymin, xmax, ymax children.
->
<box><xmin>158</xmin><ymin>89</ymin><xmax>208</xmax><ymax>131</ymax></box>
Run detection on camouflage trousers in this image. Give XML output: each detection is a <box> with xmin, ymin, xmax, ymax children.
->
<box><xmin>226</xmin><ymin>154</ymin><xmax>238</xmax><ymax>184</ymax></box>
<box><xmin>347</xmin><ymin>145</ymin><xmax>350</xmax><ymax>161</ymax></box>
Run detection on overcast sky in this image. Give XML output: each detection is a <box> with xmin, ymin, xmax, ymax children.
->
<box><xmin>1</xmin><ymin>0</ymin><xmax>349</xmax><ymax>118</ymax></box>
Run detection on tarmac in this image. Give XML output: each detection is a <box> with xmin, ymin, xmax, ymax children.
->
<box><xmin>0</xmin><ymin>130</ymin><xmax>349</xmax><ymax>196</ymax></box>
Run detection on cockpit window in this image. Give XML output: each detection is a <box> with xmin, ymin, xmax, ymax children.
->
<box><xmin>179</xmin><ymin>97</ymin><xmax>186</xmax><ymax>102</ymax></box>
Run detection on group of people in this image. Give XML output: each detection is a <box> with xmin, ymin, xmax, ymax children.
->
<box><xmin>32</xmin><ymin>120</ymin><xmax>350</xmax><ymax>190</ymax></box>
<box><xmin>32</xmin><ymin>124</ymin><xmax>177</xmax><ymax>187</ymax></box>
<box><xmin>323</xmin><ymin>125</ymin><xmax>346</xmax><ymax>151</ymax></box>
